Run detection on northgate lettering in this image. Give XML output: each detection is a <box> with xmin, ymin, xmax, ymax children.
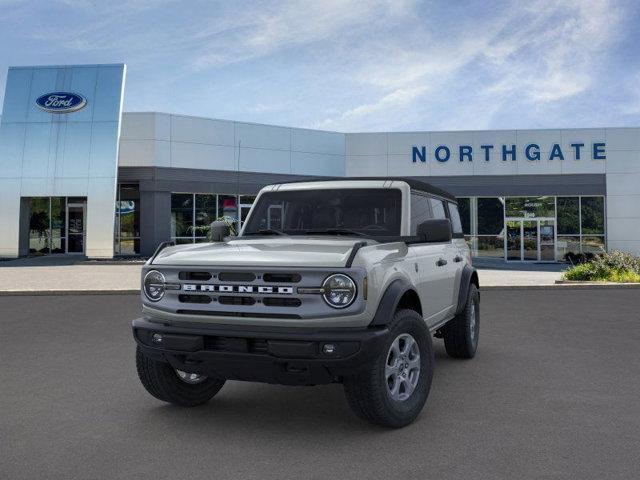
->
<box><xmin>411</xmin><ymin>143</ymin><xmax>606</xmax><ymax>163</ymax></box>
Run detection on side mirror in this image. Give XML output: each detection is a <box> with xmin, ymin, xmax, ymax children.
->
<box><xmin>209</xmin><ymin>221</ymin><xmax>231</xmax><ymax>242</ymax></box>
<box><xmin>417</xmin><ymin>219</ymin><xmax>452</xmax><ymax>243</ymax></box>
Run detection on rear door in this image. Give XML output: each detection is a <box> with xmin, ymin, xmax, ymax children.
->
<box><xmin>428</xmin><ymin>197</ymin><xmax>458</xmax><ymax>318</ymax></box>
<box><xmin>446</xmin><ymin>201</ymin><xmax>468</xmax><ymax>309</ymax></box>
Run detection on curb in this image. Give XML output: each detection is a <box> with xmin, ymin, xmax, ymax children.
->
<box><xmin>483</xmin><ymin>283</ymin><xmax>640</xmax><ymax>290</ymax></box>
<box><xmin>0</xmin><ymin>289</ymin><xmax>140</xmax><ymax>296</ymax></box>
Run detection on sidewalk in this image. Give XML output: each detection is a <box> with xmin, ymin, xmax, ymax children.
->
<box><xmin>0</xmin><ymin>255</ymin><xmax>568</xmax><ymax>294</ymax></box>
<box><xmin>472</xmin><ymin>257</ymin><xmax>565</xmax><ymax>287</ymax></box>
<box><xmin>0</xmin><ymin>257</ymin><xmax>142</xmax><ymax>294</ymax></box>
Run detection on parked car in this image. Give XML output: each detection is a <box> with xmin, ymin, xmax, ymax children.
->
<box><xmin>133</xmin><ymin>178</ymin><xmax>480</xmax><ymax>427</ymax></box>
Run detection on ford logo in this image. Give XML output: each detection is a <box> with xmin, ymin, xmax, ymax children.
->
<box><xmin>35</xmin><ymin>92</ymin><xmax>87</xmax><ymax>114</ymax></box>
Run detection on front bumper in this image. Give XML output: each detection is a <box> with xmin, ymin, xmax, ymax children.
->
<box><xmin>132</xmin><ymin>317</ymin><xmax>390</xmax><ymax>386</ymax></box>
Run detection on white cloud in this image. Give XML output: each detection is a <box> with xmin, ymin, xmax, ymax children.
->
<box><xmin>314</xmin><ymin>0</ymin><xmax>625</xmax><ymax>130</ymax></box>
<box><xmin>1</xmin><ymin>0</ymin><xmax>631</xmax><ymax>130</ymax></box>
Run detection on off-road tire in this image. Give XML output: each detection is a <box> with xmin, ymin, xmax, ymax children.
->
<box><xmin>443</xmin><ymin>283</ymin><xmax>479</xmax><ymax>359</ymax></box>
<box><xmin>136</xmin><ymin>347</ymin><xmax>225</xmax><ymax>406</ymax></box>
<box><xmin>343</xmin><ymin>309</ymin><xmax>434</xmax><ymax>428</ymax></box>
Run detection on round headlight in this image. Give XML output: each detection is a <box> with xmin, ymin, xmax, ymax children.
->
<box><xmin>322</xmin><ymin>274</ymin><xmax>357</xmax><ymax>309</ymax></box>
<box><xmin>143</xmin><ymin>270</ymin><xmax>166</xmax><ymax>302</ymax></box>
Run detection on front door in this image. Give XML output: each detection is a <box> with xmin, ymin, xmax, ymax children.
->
<box><xmin>66</xmin><ymin>203</ymin><xmax>86</xmax><ymax>254</ymax></box>
<box><xmin>505</xmin><ymin>219</ymin><xmax>556</xmax><ymax>261</ymax></box>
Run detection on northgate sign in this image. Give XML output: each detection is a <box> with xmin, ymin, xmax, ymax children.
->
<box><xmin>411</xmin><ymin>142</ymin><xmax>606</xmax><ymax>163</ymax></box>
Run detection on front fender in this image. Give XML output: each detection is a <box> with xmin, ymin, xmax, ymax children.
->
<box><xmin>369</xmin><ymin>278</ymin><xmax>415</xmax><ymax>327</ymax></box>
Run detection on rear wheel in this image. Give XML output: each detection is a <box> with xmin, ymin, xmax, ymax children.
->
<box><xmin>136</xmin><ymin>347</ymin><xmax>226</xmax><ymax>406</ymax></box>
<box><xmin>443</xmin><ymin>283</ymin><xmax>479</xmax><ymax>359</ymax></box>
<box><xmin>343</xmin><ymin>309</ymin><xmax>434</xmax><ymax>428</ymax></box>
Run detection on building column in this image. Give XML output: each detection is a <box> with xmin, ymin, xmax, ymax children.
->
<box><xmin>0</xmin><ymin>180</ymin><xmax>21</xmax><ymax>258</ymax></box>
<box><xmin>139</xmin><ymin>189</ymin><xmax>172</xmax><ymax>257</ymax></box>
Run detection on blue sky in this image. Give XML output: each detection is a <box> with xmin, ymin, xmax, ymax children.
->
<box><xmin>1</xmin><ymin>0</ymin><xmax>639</xmax><ymax>132</ymax></box>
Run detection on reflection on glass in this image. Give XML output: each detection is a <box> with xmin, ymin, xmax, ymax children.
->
<box><xmin>119</xmin><ymin>185</ymin><xmax>140</xmax><ymax>238</ymax></box>
<box><xmin>29</xmin><ymin>197</ymin><xmax>50</xmax><ymax>254</ymax></box>
<box><xmin>118</xmin><ymin>239</ymin><xmax>139</xmax><ymax>255</ymax></box>
<box><xmin>67</xmin><ymin>204</ymin><xmax>85</xmax><ymax>253</ymax></box>
<box><xmin>171</xmin><ymin>193</ymin><xmax>193</xmax><ymax>238</ymax></box>
<box><xmin>51</xmin><ymin>197</ymin><xmax>66</xmax><ymax>239</ymax></box>
<box><xmin>506</xmin><ymin>220</ymin><xmax>522</xmax><ymax>260</ymax></box>
<box><xmin>218</xmin><ymin>195</ymin><xmax>238</xmax><ymax>222</ymax></box>
<box><xmin>581</xmin><ymin>197</ymin><xmax>605</xmax><ymax>234</ymax></box>
<box><xmin>195</xmin><ymin>194</ymin><xmax>216</xmax><ymax>226</ymax></box>
<box><xmin>522</xmin><ymin>221</ymin><xmax>538</xmax><ymax>260</ymax></box>
<box><xmin>539</xmin><ymin>220</ymin><xmax>555</xmax><ymax>261</ymax></box>
<box><xmin>114</xmin><ymin>184</ymin><xmax>140</xmax><ymax>255</ymax></box>
<box><xmin>476</xmin><ymin>235</ymin><xmax>504</xmax><ymax>258</ymax></box>
<box><xmin>506</xmin><ymin>196</ymin><xmax>555</xmax><ymax>218</ymax></box>
<box><xmin>557</xmin><ymin>197</ymin><xmax>579</xmax><ymax>234</ymax></box>
<box><xmin>50</xmin><ymin>235</ymin><xmax>65</xmax><ymax>254</ymax></box>
<box><xmin>582</xmin><ymin>236</ymin><xmax>605</xmax><ymax>254</ymax></box>
<box><xmin>477</xmin><ymin>198</ymin><xmax>504</xmax><ymax>235</ymax></box>
<box><xmin>557</xmin><ymin>236</ymin><xmax>581</xmax><ymax>259</ymax></box>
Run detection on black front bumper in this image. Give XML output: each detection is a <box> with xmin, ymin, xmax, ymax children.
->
<box><xmin>132</xmin><ymin>318</ymin><xmax>390</xmax><ymax>386</ymax></box>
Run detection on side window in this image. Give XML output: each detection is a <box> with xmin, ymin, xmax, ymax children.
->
<box><xmin>410</xmin><ymin>193</ymin><xmax>432</xmax><ymax>235</ymax></box>
<box><xmin>429</xmin><ymin>198</ymin><xmax>447</xmax><ymax>220</ymax></box>
<box><xmin>448</xmin><ymin>202</ymin><xmax>463</xmax><ymax>234</ymax></box>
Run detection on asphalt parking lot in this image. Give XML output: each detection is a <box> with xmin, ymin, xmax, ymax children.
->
<box><xmin>2</xmin><ymin>289</ymin><xmax>639</xmax><ymax>480</ymax></box>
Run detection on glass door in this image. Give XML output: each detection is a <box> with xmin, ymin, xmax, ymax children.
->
<box><xmin>505</xmin><ymin>218</ymin><xmax>556</xmax><ymax>261</ymax></box>
<box><xmin>539</xmin><ymin>220</ymin><xmax>556</xmax><ymax>261</ymax></box>
<box><xmin>522</xmin><ymin>221</ymin><xmax>538</xmax><ymax>261</ymax></box>
<box><xmin>66</xmin><ymin>203</ymin><xmax>86</xmax><ymax>254</ymax></box>
<box><xmin>506</xmin><ymin>220</ymin><xmax>522</xmax><ymax>261</ymax></box>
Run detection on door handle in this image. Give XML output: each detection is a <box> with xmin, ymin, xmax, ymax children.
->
<box><xmin>436</xmin><ymin>258</ymin><xmax>448</xmax><ymax>267</ymax></box>
<box><xmin>454</xmin><ymin>255</ymin><xmax>463</xmax><ymax>263</ymax></box>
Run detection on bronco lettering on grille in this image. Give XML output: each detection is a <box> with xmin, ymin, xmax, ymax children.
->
<box><xmin>182</xmin><ymin>284</ymin><xmax>294</xmax><ymax>294</ymax></box>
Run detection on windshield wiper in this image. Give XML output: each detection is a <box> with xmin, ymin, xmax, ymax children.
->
<box><xmin>305</xmin><ymin>228</ymin><xmax>367</xmax><ymax>237</ymax></box>
<box><xmin>244</xmin><ymin>229</ymin><xmax>287</xmax><ymax>236</ymax></box>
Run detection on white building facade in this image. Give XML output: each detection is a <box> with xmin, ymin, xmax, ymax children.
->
<box><xmin>1</xmin><ymin>64</ymin><xmax>639</xmax><ymax>261</ymax></box>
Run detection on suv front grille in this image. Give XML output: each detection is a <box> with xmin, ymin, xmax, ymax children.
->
<box><xmin>157</xmin><ymin>267</ymin><xmax>363</xmax><ymax>319</ymax></box>
<box><xmin>219</xmin><ymin>296</ymin><xmax>256</xmax><ymax>306</ymax></box>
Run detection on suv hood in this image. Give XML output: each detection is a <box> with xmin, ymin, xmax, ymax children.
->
<box><xmin>151</xmin><ymin>237</ymin><xmax>368</xmax><ymax>268</ymax></box>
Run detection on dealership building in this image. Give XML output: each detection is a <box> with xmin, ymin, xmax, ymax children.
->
<box><xmin>1</xmin><ymin>63</ymin><xmax>639</xmax><ymax>261</ymax></box>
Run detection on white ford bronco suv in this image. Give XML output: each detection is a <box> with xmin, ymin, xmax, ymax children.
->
<box><xmin>133</xmin><ymin>178</ymin><xmax>479</xmax><ymax>427</ymax></box>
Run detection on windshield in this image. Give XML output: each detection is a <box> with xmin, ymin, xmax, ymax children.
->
<box><xmin>242</xmin><ymin>188</ymin><xmax>402</xmax><ymax>237</ymax></box>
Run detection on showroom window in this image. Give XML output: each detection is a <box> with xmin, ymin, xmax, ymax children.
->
<box><xmin>171</xmin><ymin>193</ymin><xmax>252</xmax><ymax>243</ymax></box>
<box><xmin>114</xmin><ymin>184</ymin><xmax>140</xmax><ymax>255</ymax></box>
<box><xmin>476</xmin><ymin>197</ymin><xmax>505</xmax><ymax>258</ymax></box>
<box><xmin>556</xmin><ymin>196</ymin><xmax>606</xmax><ymax>257</ymax></box>
<box><xmin>27</xmin><ymin>196</ymin><xmax>86</xmax><ymax>255</ymax></box>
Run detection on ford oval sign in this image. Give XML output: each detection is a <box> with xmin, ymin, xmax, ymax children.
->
<box><xmin>35</xmin><ymin>92</ymin><xmax>87</xmax><ymax>114</ymax></box>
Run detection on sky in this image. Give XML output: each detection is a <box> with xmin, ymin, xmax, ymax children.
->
<box><xmin>0</xmin><ymin>0</ymin><xmax>639</xmax><ymax>132</ymax></box>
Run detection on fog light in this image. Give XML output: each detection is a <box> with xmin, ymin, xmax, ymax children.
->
<box><xmin>322</xmin><ymin>343</ymin><xmax>336</xmax><ymax>355</ymax></box>
<box><xmin>152</xmin><ymin>333</ymin><xmax>163</xmax><ymax>344</ymax></box>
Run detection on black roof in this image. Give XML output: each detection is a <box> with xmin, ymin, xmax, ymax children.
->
<box><xmin>275</xmin><ymin>177</ymin><xmax>456</xmax><ymax>202</ymax></box>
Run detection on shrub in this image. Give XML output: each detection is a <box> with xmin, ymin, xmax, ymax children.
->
<box><xmin>563</xmin><ymin>252</ymin><xmax>595</xmax><ymax>265</ymax></box>
<box><xmin>563</xmin><ymin>250</ymin><xmax>640</xmax><ymax>282</ymax></box>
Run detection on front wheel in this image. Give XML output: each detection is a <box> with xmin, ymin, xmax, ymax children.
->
<box><xmin>343</xmin><ymin>309</ymin><xmax>434</xmax><ymax>428</ymax></box>
<box><xmin>136</xmin><ymin>347</ymin><xmax>226</xmax><ymax>406</ymax></box>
